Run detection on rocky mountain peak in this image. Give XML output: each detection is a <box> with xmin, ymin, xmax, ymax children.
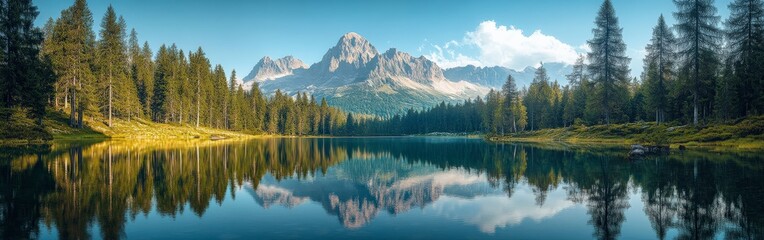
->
<box><xmin>248</xmin><ymin>33</ymin><xmax>490</xmax><ymax>116</ymax></box>
<box><xmin>320</xmin><ymin>32</ymin><xmax>378</xmax><ymax>72</ymax></box>
<box><xmin>368</xmin><ymin>48</ymin><xmax>445</xmax><ymax>84</ymax></box>
<box><xmin>242</xmin><ymin>56</ymin><xmax>307</xmax><ymax>82</ymax></box>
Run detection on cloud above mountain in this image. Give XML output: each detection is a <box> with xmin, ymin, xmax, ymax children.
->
<box><xmin>426</xmin><ymin>21</ymin><xmax>581</xmax><ymax>70</ymax></box>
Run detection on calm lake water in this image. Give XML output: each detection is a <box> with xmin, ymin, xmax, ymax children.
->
<box><xmin>1</xmin><ymin>137</ymin><xmax>763</xmax><ymax>239</ymax></box>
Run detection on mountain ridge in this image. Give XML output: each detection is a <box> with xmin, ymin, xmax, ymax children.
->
<box><xmin>443</xmin><ymin>63</ymin><xmax>573</xmax><ymax>89</ymax></box>
<box><xmin>242</xmin><ymin>56</ymin><xmax>307</xmax><ymax>90</ymax></box>
<box><xmin>247</xmin><ymin>32</ymin><xmax>487</xmax><ymax>116</ymax></box>
<box><xmin>242</xmin><ymin>32</ymin><xmax>572</xmax><ymax>116</ymax></box>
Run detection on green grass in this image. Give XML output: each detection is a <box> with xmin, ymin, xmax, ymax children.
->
<box><xmin>0</xmin><ymin>108</ymin><xmax>53</xmax><ymax>144</ymax></box>
<box><xmin>90</xmin><ymin>117</ymin><xmax>255</xmax><ymax>140</ymax></box>
<box><xmin>490</xmin><ymin>116</ymin><xmax>764</xmax><ymax>150</ymax></box>
<box><xmin>1</xmin><ymin>108</ymin><xmax>257</xmax><ymax>144</ymax></box>
<box><xmin>44</xmin><ymin>110</ymin><xmax>107</xmax><ymax>140</ymax></box>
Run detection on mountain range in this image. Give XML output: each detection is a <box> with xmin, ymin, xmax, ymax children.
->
<box><xmin>443</xmin><ymin>63</ymin><xmax>572</xmax><ymax>90</ymax></box>
<box><xmin>242</xmin><ymin>32</ymin><xmax>572</xmax><ymax>116</ymax></box>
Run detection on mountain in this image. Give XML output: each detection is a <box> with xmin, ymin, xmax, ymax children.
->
<box><xmin>241</xmin><ymin>56</ymin><xmax>307</xmax><ymax>90</ymax></box>
<box><xmin>245</xmin><ymin>156</ymin><xmax>501</xmax><ymax>229</ymax></box>
<box><xmin>443</xmin><ymin>63</ymin><xmax>573</xmax><ymax>89</ymax></box>
<box><xmin>248</xmin><ymin>32</ymin><xmax>488</xmax><ymax>116</ymax></box>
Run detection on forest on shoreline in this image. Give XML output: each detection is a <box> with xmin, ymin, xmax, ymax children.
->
<box><xmin>1</xmin><ymin>0</ymin><xmax>763</xmax><ymax>147</ymax></box>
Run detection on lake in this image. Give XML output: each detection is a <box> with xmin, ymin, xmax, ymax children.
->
<box><xmin>1</xmin><ymin>137</ymin><xmax>762</xmax><ymax>239</ymax></box>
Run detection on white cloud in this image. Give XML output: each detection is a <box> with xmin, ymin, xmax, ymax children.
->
<box><xmin>426</xmin><ymin>184</ymin><xmax>576</xmax><ymax>233</ymax></box>
<box><xmin>424</xmin><ymin>44</ymin><xmax>482</xmax><ymax>69</ymax></box>
<box><xmin>426</xmin><ymin>21</ymin><xmax>580</xmax><ymax>71</ymax></box>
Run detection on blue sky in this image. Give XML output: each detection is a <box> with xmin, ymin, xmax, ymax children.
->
<box><xmin>34</xmin><ymin>0</ymin><xmax>732</xmax><ymax>80</ymax></box>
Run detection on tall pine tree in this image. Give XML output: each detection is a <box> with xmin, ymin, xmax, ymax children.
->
<box><xmin>725</xmin><ymin>0</ymin><xmax>764</xmax><ymax>116</ymax></box>
<box><xmin>587</xmin><ymin>0</ymin><xmax>630</xmax><ymax>125</ymax></box>
<box><xmin>674</xmin><ymin>0</ymin><xmax>722</xmax><ymax>125</ymax></box>
<box><xmin>643</xmin><ymin>15</ymin><xmax>676</xmax><ymax>123</ymax></box>
<box><xmin>96</xmin><ymin>6</ymin><xmax>133</xmax><ymax>126</ymax></box>
<box><xmin>524</xmin><ymin>64</ymin><xmax>553</xmax><ymax>130</ymax></box>
<box><xmin>0</xmin><ymin>0</ymin><xmax>54</xmax><ymax>124</ymax></box>
<box><xmin>501</xmin><ymin>74</ymin><xmax>518</xmax><ymax>133</ymax></box>
<box><xmin>51</xmin><ymin>0</ymin><xmax>96</xmax><ymax>127</ymax></box>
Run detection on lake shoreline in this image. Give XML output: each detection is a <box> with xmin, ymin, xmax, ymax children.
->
<box><xmin>487</xmin><ymin>117</ymin><xmax>764</xmax><ymax>151</ymax></box>
<box><xmin>4</xmin><ymin>111</ymin><xmax>763</xmax><ymax>152</ymax></box>
<box><xmin>487</xmin><ymin>136</ymin><xmax>764</xmax><ymax>150</ymax></box>
<box><xmin>1</xmin><ymin>110</ymin><xmax>263</xmax><ymax>145</ymax></box>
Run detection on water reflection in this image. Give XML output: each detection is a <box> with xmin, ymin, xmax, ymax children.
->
<box><xmin>0</xmin><ymin>138</ymin><xmax>762</xmax><ymax>239</ymax></box>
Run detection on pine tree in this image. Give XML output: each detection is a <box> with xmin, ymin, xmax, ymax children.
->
<box><xmin>152</xmin><ymin>44</ymin><xmax>169</xmax><ymax>122</ymax></box>
<box><xmin>164</xmin><ymin>45</ymin><xmax>179</xmax><ymax>123</ymax></box>
<box><xmin>309</xmin><ymin>95</ymin><xmax>320</xmax><ymax>135</ymax></box>
<box><xmin>674</xmin><ymin>0</ymin><xmax>722</xmax><ymax>125</ymax></box>
<box><xmin>0</xmin><ymin>0</ymin><xmax>54</xmax><ymax>123</ymax></box>
<box><xmin>345</xmin><ymin>113</ymin><xmax>355</xmax><ymax>135</ymax></box>
<box><xmin>725</xmin><ymin>0</ymin><xmax>764</xmax><ymax>115</ymax></box>
<box><xmin>587</xmin><ymin>0</ymin><xmax>631</xmax><ymax>125</ymax></box>
<box><xmin>512</xmin><ymin>95</ymin><xmax>528</xmax><ymax>131</ymax></box>
<box><xmin>524</xmin><ymin>64</ymin><xmax>553</xmax><ymax>130</ymax></box>
<box><xmin>189</xmin><ymin>47</ymin><xmax>210</xmax><ymax>128</ymax></box>
<box><xmin>643</xmin><ymin>15</ymin><xmax>676</xmax><ymax>123</ymax></box>
<box><xmin>567</xmin><ymin>55</ymin><xmax>586</xmax><ymax>88</ymax></box>
<box><xmin>135</xmin><ymin>42</ymin><xmax>154</xmax><ymax>119</ymax></box>
<box><xmin>251</xmin><ymin>81</ymin><xmax>266</xmax><ymax>132</ymax></box>
<box><xmin>127</xmin><ymin>28</ymin><xmax>143</xmax><ymax>119</ymax></box>
<box><xmin>158</xmin><ymin>44</ymin><xmax>181</xmax><ymax>123</ymax></box>
<box><xmin>41</xmin><ymin>17</ymin><xmax>62</xmax><ymax>109</ymax></box>
<box><xmin>501</xmin><ymin>74</ymin><xmax>518</xmax><ymax>133</ymax></box>
<box><xmin>51</xmin><ymin>0</ymin><xmax>96</xmax><ymax>127</ymax></box>
<box><xmin>567</xmin><ymin>55</ymin><xmax>588</xmax><ymax>122</ymax></box>
<box><xmin>548</xmin><ymin>80</ymin><xmax>563</xmax><ymax>127</ymax></box>
<box><xmin>228</xmin><ymin>69</ymin><xmax>240</xmax><ymax>130</ymax></box>
<box><xmin>484</xmin><ymin>89</ymin><xmax>501</xmax><ymax>134</ymax></box>
<box><xmin>320</xmin><ymin>97</ymin><xmax>330</xmax><ymax>134</ymax></box>
<box><xmin>176</xmin><ymin>49</ymin><xmax>190</xmax><ymax>124</ymax></box>
<box><xmin>212</xmin><ymin>64</ymin><xmax>226</xmax><ymax>128</ymax></box>
<box><xmin>96</xmin><ymin>6</ymin><xmax>132</xmax><ymax>126</ymax></box>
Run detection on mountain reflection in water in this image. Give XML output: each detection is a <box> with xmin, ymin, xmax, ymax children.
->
<box><xmin>0</xmin><ymin>137</ymin><xmax>762</xmax><ymax>239</ymax></box>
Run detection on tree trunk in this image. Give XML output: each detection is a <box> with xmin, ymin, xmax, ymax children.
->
<box><xmin>55</xmin><ymin>84</ymin><xmax>59</xmax><ymax>110</ymax></box>
<box><xmin>512</xmin><ymin>116</ymin><xmax>517</xmax><ymax>133</ymax></box>
<box><xmin>78</xmin><ymin>108</ymin><xmax>83</xmax><ymax>128</ymax></box>
<box><xmin>196</xmin><ymin>77</ymin><xmax>200</xmax><ymax>128</ymax></box>
<box><xmin>108</xmin><ymin>70</ymin><xmax>112</xmax><ymax>127</ymax></box>
<box><xmin>64</xmin><ymin>88</ymin><xmax>68</xmax><ymax>111</ymax></box>
<box><xmin>70</xmin><ymin>75</ymin><xmax>77</xmax><ymax>127</ymax></box>
<box><xmin>693</xmin><ymin>94</ymin><xmax>698</xmax><ymax>125</ymax></box>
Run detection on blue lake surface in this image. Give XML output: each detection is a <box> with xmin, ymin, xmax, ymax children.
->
<box><xmin>1</xmin><ymin>137</ymin><xmax>762</xmax><ymax>239</ymax></box>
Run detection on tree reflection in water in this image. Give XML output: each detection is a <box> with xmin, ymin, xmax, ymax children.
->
<box><xmin>0</xmin><ymin>138</ymin><xmax>762</xmax><ymax>239</ymax></box>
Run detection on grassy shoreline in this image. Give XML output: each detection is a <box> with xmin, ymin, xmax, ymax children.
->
<box><xmin>488</xmin><ymin>116</ymin><xmax>764</xmax><ymax>150</ymax></box>
<box><xmin>4</xmin><ymin>109</ymin><xmax>763</xmax><ymax>151</ymax></box>
<box><xmin>1</xmin><ymin>110</ymin><xmax>259</xmax><ymax>145</ymax></box>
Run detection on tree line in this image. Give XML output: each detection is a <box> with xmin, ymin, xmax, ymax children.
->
<box><xmin>2</xmin><ymin>0</ymin><xmax>355</xmax><ymax>136</ymax></box>
<box><xmin>348</xmin><ymin>0</ymin><xmax>764</xmax><ymax>135</ymax></box>
<box><xmin>3</xmin><ymin>0</ymin><xmax>764</xmax><ymax>137</ymax></box>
